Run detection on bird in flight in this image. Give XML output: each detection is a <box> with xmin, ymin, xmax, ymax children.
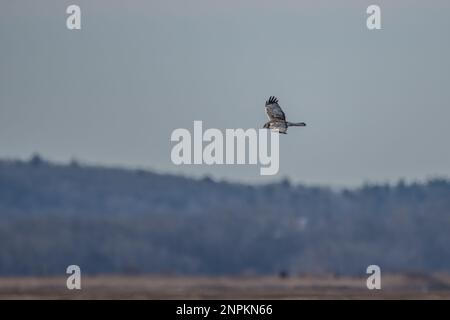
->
<box><xmin>263</xmin><ymin>96</ymin><xmax>306</xmax><ymax>134</ymax></box>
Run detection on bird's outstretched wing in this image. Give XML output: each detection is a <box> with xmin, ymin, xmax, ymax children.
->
<box><xmin>265</xmin><ymin>96</ymin><xmax>286</xmax><ymax>121</ymax></box>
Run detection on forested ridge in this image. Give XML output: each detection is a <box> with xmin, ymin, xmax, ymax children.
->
<box><xmin>1</xmin><ymin>156</ymin><xmax>449</xmax><ymax>276</ymax></box>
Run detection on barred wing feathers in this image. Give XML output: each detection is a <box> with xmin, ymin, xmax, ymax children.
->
<box><xmin>265</xmin><ymin>96</ymin><xmax>286</xmax><ymax>121</ymax></box>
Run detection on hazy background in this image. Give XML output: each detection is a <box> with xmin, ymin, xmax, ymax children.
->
<box><xmin>1</xmin><ymin>0</ymin><xmax>450</xmax><ymax>187</ymax></box>
<box><xmin>2</xmin><ymin>2</ymin><xmax>450</xmax><ymax>294</ymax></box>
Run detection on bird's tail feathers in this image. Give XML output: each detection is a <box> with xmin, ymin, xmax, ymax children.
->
<box><xmin>287</xmin><ymin>122</ymin><xmax>306</xmax><ymax>127</ymax></box>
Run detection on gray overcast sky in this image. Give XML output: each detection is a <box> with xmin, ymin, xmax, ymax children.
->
<box><xmin>1</xmin><ymin>0</ymin><xmax>449</xmax><ymax>187</ymax></box>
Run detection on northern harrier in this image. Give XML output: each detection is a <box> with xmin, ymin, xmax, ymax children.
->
<box><xmin>263</xmin><ymin>96</ymin><xmax>306</xmax><ymax>134</ymax></box>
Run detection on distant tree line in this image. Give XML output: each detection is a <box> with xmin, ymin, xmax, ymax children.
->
<box><xmin>0</xmin><ymin>156</ymin><xmax>449</xmax><ymax>276</ymax></box>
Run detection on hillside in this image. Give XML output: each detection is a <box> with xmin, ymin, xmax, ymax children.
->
<box><xmin>1</xmin><ymin>156</ymin><xmax>450</xmax><ymax>276</ymax></box>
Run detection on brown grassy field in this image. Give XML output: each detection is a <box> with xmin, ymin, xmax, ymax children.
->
<box><xmin>1</xmin><ymin>274</ymin><xmax>450</xmax><ymax>299</ymax></box>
